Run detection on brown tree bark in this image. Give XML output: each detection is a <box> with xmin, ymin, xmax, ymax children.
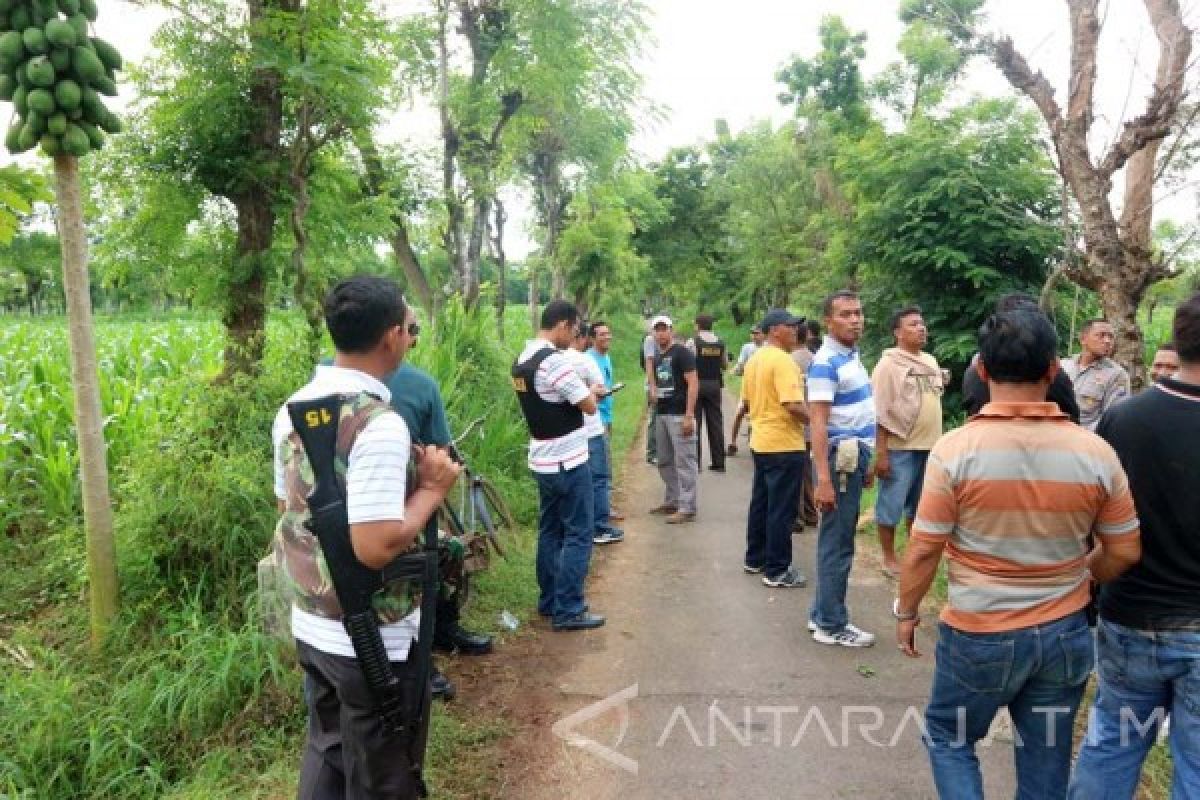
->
<box><xmin>53</xmin><ymin>154</ymin><xmax>118</xmax><ymax>647</ymax></box>
<box><xmin>990</xmin><ymin>0</ymin><xmax>1193</xmax><ymax>387</ymax></box>
<box><xmin>489</xmin><ymin>198</ymin><xmax>508</xmax><ymax>340</ymax></box>
<box><xmin>221</xmin><ymin>0</ymin><xmax>292</xmax><ymax>380</ymax></box>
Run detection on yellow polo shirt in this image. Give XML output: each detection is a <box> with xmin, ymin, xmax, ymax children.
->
<box><xmin>742</xmin><ymin>344</ymin><xmax>806</xmax><ymax>453</ymax></box>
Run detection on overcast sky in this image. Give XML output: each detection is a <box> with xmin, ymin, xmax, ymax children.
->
<box><xmin>3</xmin><ymin>0</ymin><xmax>1196</xmax><ymax>259</ymax></box>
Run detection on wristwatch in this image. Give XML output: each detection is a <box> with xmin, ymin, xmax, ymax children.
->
<box><xmin>892</xmin><ymin>598</ymin><xmax>918</xmax><ymax>621</ymax></box>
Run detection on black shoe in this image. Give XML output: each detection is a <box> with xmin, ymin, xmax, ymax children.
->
<box><xmin>540</xmin><ymin>604</ymin><xmax>588</xmax><ymax>618</ymax></box>
<box><xmin>435</xmin><ymin>623</ymin><xmax>494</xmax><ymax>656</ymax></box>
<box><xmin>709</xmin><ymin>464</ymin><xmax>726</xmax><ymax>472</ymax></box>
<box><xmin>552</xmin><ymin>611</ymin><xmax>606</xmax><ymax>631</ymax></box>
<box><xmin>431</xmin><ymin>669</ymin><xmax>456</xmax><ymax>701</ymax></box>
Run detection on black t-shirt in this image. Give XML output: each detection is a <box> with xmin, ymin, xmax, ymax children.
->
<box><xmin>654</xmin><ymin>344</ymin><xmax>696</xmax><ymax>415</ymax></box>
<box><xmin>961</xmin><ymin>355</ymin><xmax>1081</xmax><ymax>423</ymax></box>
<box><xmin>1096</xmin><ymin>377</ymin><xmax>1200</xmax><ymax>630</ymax></box>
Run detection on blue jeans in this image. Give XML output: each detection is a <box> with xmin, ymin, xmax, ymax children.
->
<box><xmin>587</xmin><ymin>434</ymin><xmax>616</xmax><ymax>535</ymax></box>
<box><xmin>745</xmin><ymin>450</ymin><xmax>806</xmax><ymax>578</ymax></box>
<box><xmin>810</xmin><ymin>442</ymin><xmax>869</xmax><ymax>633</ymax></box>
<box><xmin>1070</xmin><ymin>620</ymin><xmax>1200</xmax><ymax>799</ymax></box>
<box><xmin>925</xmin><ymin>610</ymin><xmax>1094</xmax><ymax>800</ymax></box>
<box><xmin>874</xmin><ymin>448</ymin><xmax>929</xmax><ymax>527</ymax></box>
<box><xmin>533</xmin><ymin>463</ymin><xmax>594</xmax><ymax>623</ymax></box>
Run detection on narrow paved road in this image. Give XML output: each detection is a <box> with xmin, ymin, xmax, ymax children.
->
<box><xmin>514</xmin><ymin>394</ymin><xmax>1016</xmax><ymax>799</ymax></box>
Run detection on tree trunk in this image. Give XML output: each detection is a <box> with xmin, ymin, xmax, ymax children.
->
<box><xmin>53</xmin><ymin>154</ymin><xmax>117</xmax><ymax>647</ymax></box>
<box><xmin>464</xmin><ymin>193</ymin><xmax>490</xmax><ymax>308</ymax></box>
<box><xmin>490</xmin><ymin>198</ymin><xmax>508</xmax><ymax>340</ymax></box>
<box><xmin>528</xmin><ymin>263</ymin><xmax>540</xmax><ymax>333</ymax></box>
<box><xmin>289</xmin><ymin>158</ymin><xmax>322</xmax><ymax>364</ymax></box>
<box><xmin>989</xmin><ymin>0</ymin><xmax>1193</xmax><ymax>389</ymax></box>
<box><xmin>222</xmin><ymin>0</ymin><xmax>286</xmax><ymax>380</ymax></box>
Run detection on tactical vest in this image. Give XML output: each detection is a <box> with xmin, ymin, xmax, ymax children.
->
<box><xmin>695</xmin><ymin>336</ymin><xmax>726</xmax><ymax>383</ymax></box>
<box><xmin>512</xmin><ymin>346</ymin><xmax>584</xmax><ymax>439</ymax></box>
<box><xmin>272</xmin><ymin>392</ymin><xmax>421</xmax><ymax>624</ymax></box>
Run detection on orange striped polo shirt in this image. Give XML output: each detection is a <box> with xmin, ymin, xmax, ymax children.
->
<box><xmin>911</xmin><ymin>401</ymin><xmax>1139</xmax><ymax>633</ymax></box>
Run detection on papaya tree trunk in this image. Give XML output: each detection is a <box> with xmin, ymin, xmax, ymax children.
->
<box><xmin>53</xmin><ymin>154</ymin><xmax>117</xmax><ymax>647</ymax></box>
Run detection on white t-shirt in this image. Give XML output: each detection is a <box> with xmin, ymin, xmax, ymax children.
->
<box><xmin>565</xmin><ymin>347</ymin><xmax>607</xmax><ymax>438</ymax></box>
<box><xmin>272</xmin><ymin>365</ymin><xmax>418</xmax><ymax>660</ymax></box>
<box><xmin>516</xmin><ymin>340</ymin><xmax>591</xmax><ymax>473</ymax></box>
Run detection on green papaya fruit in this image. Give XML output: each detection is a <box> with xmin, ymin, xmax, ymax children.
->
<box><xmin>78</xmin><ymin>118</ymin><xmax>101</xmax><ymax>148</ymax></box>
<box><xmin>9</xmin><ymin>6</ymin><xmax>29</xmax><ymax>32</ymax></box>
<box><xmin>79</xmin><ymin>0</ymin><xmax>96</xmax><ymax>22</ymax></box>
<box><xmin>66</xmin><ymin>106</ymin><xmax>81</xmax><ymax>119</ymax></box>
<box><xmin>66</xmin><ymin>12</ymin><xmax>86</xmax><ymax>39</ymax></box>
<box><xmin>16</xmin><ymin>120</ymin><xmax>38</xmax><ymax>150</ymax></box>
<box><xmin>70</xmin><ymin>43</ymin><xmax>101</xmax><ymax>82</ymax></box>
<box><xmin>90</xmin><ymin>36</ymin><xmax>120</xmax><ymax>71</ymax></box>
<box><xmin>0</xmin><ymin>29</ymin><xmax>23</xmax><ymax>62</ymax></box>
<box><xmin>28</xmin><ymin>4</ymin><xmax>44</xmax><ymax>27</ymax></box>
<box><xmin>11</xmin><ymin>82</ymin><xmax>25</xmax><ymax>113</ymax></box>
<box><xmin>80</xmin><ymin>84</ymin><xmax>100</xmax><ymax>114</ymax></box>
<box><xmin>0</xmin><ymin>72</ymin><xmax>12</xmax><ymax>100</ymax></box>
<box><xmin>53</xmin><ymin>77</ymin><xmax>79</xmax><ymax>109</ymax></box>
<box><xmin>62</xmin><ymin>121</ymin><xmax>88</xmax><ymax>155</ymax></box>
<box><xmin>26</xmin><ymin>55</ymin><xmax>55</xmax><ymax>86</ymax></box>
<box><xmin>97</xmin><ymin>109</ymin><xmax>120</xmax><ymax>134</ymax></box>
<box><xmin>26</xmin><ymin>86</ymin><xmax>54</xmax><ymax>114</ymax></box>
<box><xmin>44</xmin><ymin>18</ymin><xmax>75</xmax><ymax>48</ymax></box>
<box><xmin>46</xmin><ymin>110</ymin><xmax>65</xmax><ymax>134</ymax></box>
<box><xmin>22</xmin><ymin>26</ymin><xmax>47</xmax><ymax>54</ymax></box>
<box><xmin>91</xmin><ymin>72</ymin><xmax>115</xmax><ymax>96</ymax></box>
<box><xmin>25</xmin><ymin>109</ymin><xmax>45</xmax><ymax>134</ymax></box>
<box><xmin>39</xmin><ymin>131</ymin><xmax>61</xmax><ymax>155</ymax></box>
<box><xmin>49</xmin><ymin>45</ymin><xmax>69</xmax><ymax>71</ymax></box>
<box><xmin>4</xmin><ymin>121</ymin><xmax>21</xmax><ymax>153</ymax></box>
<box><xmin>37</xmin><ymin>0</ymin><xmax>58</xmax><ymax>20</ymax></box>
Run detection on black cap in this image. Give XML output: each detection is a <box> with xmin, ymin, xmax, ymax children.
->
<box><xmin>759</xmin><ymin>308</ymin><xmax>804</xmax><ymax>332</ymax></box>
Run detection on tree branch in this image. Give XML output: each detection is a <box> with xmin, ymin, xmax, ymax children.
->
<box><xmin>1066</xmin><ymin>0</ymin><xmax>1100</xmax><ymax>131</ymax></box>
<box><xmin>989</xmin><ymin>35</ymin><xmax>1064</xmax><ymax>129</ymax></box>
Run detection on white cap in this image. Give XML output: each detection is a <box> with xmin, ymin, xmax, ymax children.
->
<box><xmin>650</xmin><ymin>314</ymin><xmax>673</xmax><ymax>328</ymax></box>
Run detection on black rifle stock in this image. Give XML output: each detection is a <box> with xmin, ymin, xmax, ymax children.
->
<box><xmin>288</xmin><ymin>395</ymin><xmax>438</xmax><ymax>791</ymax></box>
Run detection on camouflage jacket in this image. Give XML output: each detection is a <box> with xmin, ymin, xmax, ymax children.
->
<box><xmin>272</xmin><ymin>392</ymin><xmax>422</xmax><ymax>624</ymax></box>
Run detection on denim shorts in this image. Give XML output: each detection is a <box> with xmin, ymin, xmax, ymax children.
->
<box><xmin>874</xmin><ymin>449</ymin><xmax>930</xmax><ymax>526</ymax></box>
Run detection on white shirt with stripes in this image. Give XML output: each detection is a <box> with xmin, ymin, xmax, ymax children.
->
<box><xmin>517</xmin><ymin>339</ymin><xmax>591</xmax><ymax>473</ymax></box>
<box><xmin>272</xmin><ymin>365</ymin><xmax>418</xmax><ymax>661</ymax></box>
<box><xmin>807</xmin><ymin>335</ymin><xmax>877</xmax><ymax>448</ymax></box>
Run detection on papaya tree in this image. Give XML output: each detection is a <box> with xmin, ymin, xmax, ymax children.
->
<box><xmin>0</xmin><ymin>0</ymin><xmax>126</xmax><ymax>645</ymax></box>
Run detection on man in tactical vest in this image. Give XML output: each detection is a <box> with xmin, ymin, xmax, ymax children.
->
<box><xmin>513</xmin><ymin>300</ymin><xmax>607</xmax><ymax>631</ymax></box>
<box><xmin>272</xmin><ymin>276</ymin><xmax>461</xmax><ymax>799</ymax></box>
<box><xmin>690</xmin><ymin>313</ymin><xmax>728</xmax><ymax>472</ymax></box>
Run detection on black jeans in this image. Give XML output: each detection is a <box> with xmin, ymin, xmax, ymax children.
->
<box><xmin>744</xmin><ymin>450</ymin><xmax>806</xmax><ymax>578</ymax></box>
<box><xmin>297</xmin><ymin>640</ymin><xmax>430</xmax><ymax>800</ymax></box>
<box><xmin>695</xmin><ymin>380</ymin><xmax>725</xmax><ymax>468</ymax></box>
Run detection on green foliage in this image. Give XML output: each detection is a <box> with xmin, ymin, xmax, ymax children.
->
<box><xmin>839</xmin><ymin>98</ymin><xmax>1061</xmax><ymax>371</ymax></box>
<box><xmin>776</xmin><ymin>15</ymin><xmax>870</xmax><ymax>127</ymax></box>
<box><xmin>0</xmin><ymin>163</ymin><xmax>51</xmax><ymax>244</ymax></box>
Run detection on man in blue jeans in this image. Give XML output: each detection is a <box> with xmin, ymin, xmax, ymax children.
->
<box><xmin>807</xmin><ymin>290</ymin><xmax>878</xmax><ymax>647</ymax></box>
<box><xmin>512</xmin><ymin>300</ymin><xmax>606</xmax><ymax>631</ymax></box>
<box><xmin>895</xmin><ymin>307</ymin><xmax>1141</xmax><ymax>799</ymax></box>
<box><xmin>1071</xmin><ymin>294</ymin><xmax>1200</xmax><ymax>798</ymax></box>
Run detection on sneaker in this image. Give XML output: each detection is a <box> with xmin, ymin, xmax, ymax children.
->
<box><xmin>593</xmin><ymin>529</ymin><xmax>625</xmax><ymax>545</ymax></box>
<box><xmin>743</xmin><ymin>564</ymin><xmax>764</xmax><ymax>574</ymax></box>
<box><xmin>807</xmin><ymin>620</ymin><xmax>866</xmax><ymax>634</ymax></box>
<box><xmin>709</xmin><ymin>464</ymin><xmax>726</xmax><ymax>473</ymax></box>
<box><xmin>665</xmin><ymin>511</ymin><xmax>696</xmax><ymax>524</ymax></box>
<box><xmin>762</xmin><ymin>568</ymin><xmax>807</xmax><ymax>588</ymax></box>
<box><xmin>812</xmin><ymin>625</ymin><xmax>876</xmax><ymax>648</ymax></box>
<box><xmin>648</xmin><ymin>504</ymin><xmax>677</xmax><ymax>515</ymax></box>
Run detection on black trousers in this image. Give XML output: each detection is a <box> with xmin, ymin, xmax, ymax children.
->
<box><xmin>297</xmin><ymin>640</ymin><xmax>431</xmax><ymax>800</ymax></box>
<box><xmin>695</xmin><ymin>380</ymin><xmax>726</xmax><ymax>469</ymax></box>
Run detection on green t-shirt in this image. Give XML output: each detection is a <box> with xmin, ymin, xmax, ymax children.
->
<box><xmin>318</xmin><ymin>359</ymin><xmax>450</xmax><ymax>446</ymax></box>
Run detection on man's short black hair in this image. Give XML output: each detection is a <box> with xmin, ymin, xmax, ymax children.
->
<box><xmin>1173</xmin><ymin>293</ymin><xmax>1200</xmax><ymax>363</ymax></box>
<box><xmin>541</xmin><ymin>299</ymin><xmax>579</xmax><ymax>331</ymax></box>
<box><xmin>324</xmin><ymin>275</ymin><xmax>407</xmax><ymax>354</ymax></box>
<box><xmin>994</xmin><ymin>292</ymin><xmax>1038</xmax><ymax>313</ymax></box>
<box><xmin>589</xmin><ymin>319</ymin><xmax>609</xmax><ymax>337</ymax></box>
<box><xmin>806</xmin><ymin>319</ymin><xmax>820</xmax><ymax>337</ymax></box>
<box><xmin>1157</xmin><ymin>341</ymin><xmax>1177</xmax><ymax>353</ymax></box>
<box><xmin>978</xmin><ymin>308</ymin><xmax>1058</xmax><ymax>383</ymax></box>
<box><xmin>1080</xmin><ymin>318</ymin><xmax>1110</xmax><ymax>335</ymax></box>
<box><xmin>822</xmin><ymin>290</ymin><xmax>859</xmax><ymax>318</ymax></box>
<box><xmin>695</xmin><ymin>313</ymin><xmax>714</xmax><ymax>331</ymax></box>
<box><xmin>890</xmin><ymin>305</ymin><xmax>923</xmax><ymax>331</ymax></box>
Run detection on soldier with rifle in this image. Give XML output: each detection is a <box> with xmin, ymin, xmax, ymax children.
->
<box><xmin>272</xmin><ymin>276</ymin><xmax>460</xmax><ymax>799</ymax></box>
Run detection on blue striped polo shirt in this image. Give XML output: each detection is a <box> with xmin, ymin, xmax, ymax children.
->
<box><xmin>808</xmin><ymin>336</ymin><xmax>876</xmax><ymax>448</ymax></box>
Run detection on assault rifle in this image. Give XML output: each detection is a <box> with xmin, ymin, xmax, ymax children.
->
<box><xmin>288</xmin><ymin>394</ymin><xmax>439</xmax><ymax>796</ymax></box>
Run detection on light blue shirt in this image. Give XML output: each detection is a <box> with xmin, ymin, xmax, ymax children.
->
<box><xmin>587</xmin><ymin>348</ymin><xmax>614</xmax><ymax>425</ymax></box>
<box><xmin>808</xmin><ymin>336</ymin><xmax>876</xmax><ymax>448</ymax></box>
